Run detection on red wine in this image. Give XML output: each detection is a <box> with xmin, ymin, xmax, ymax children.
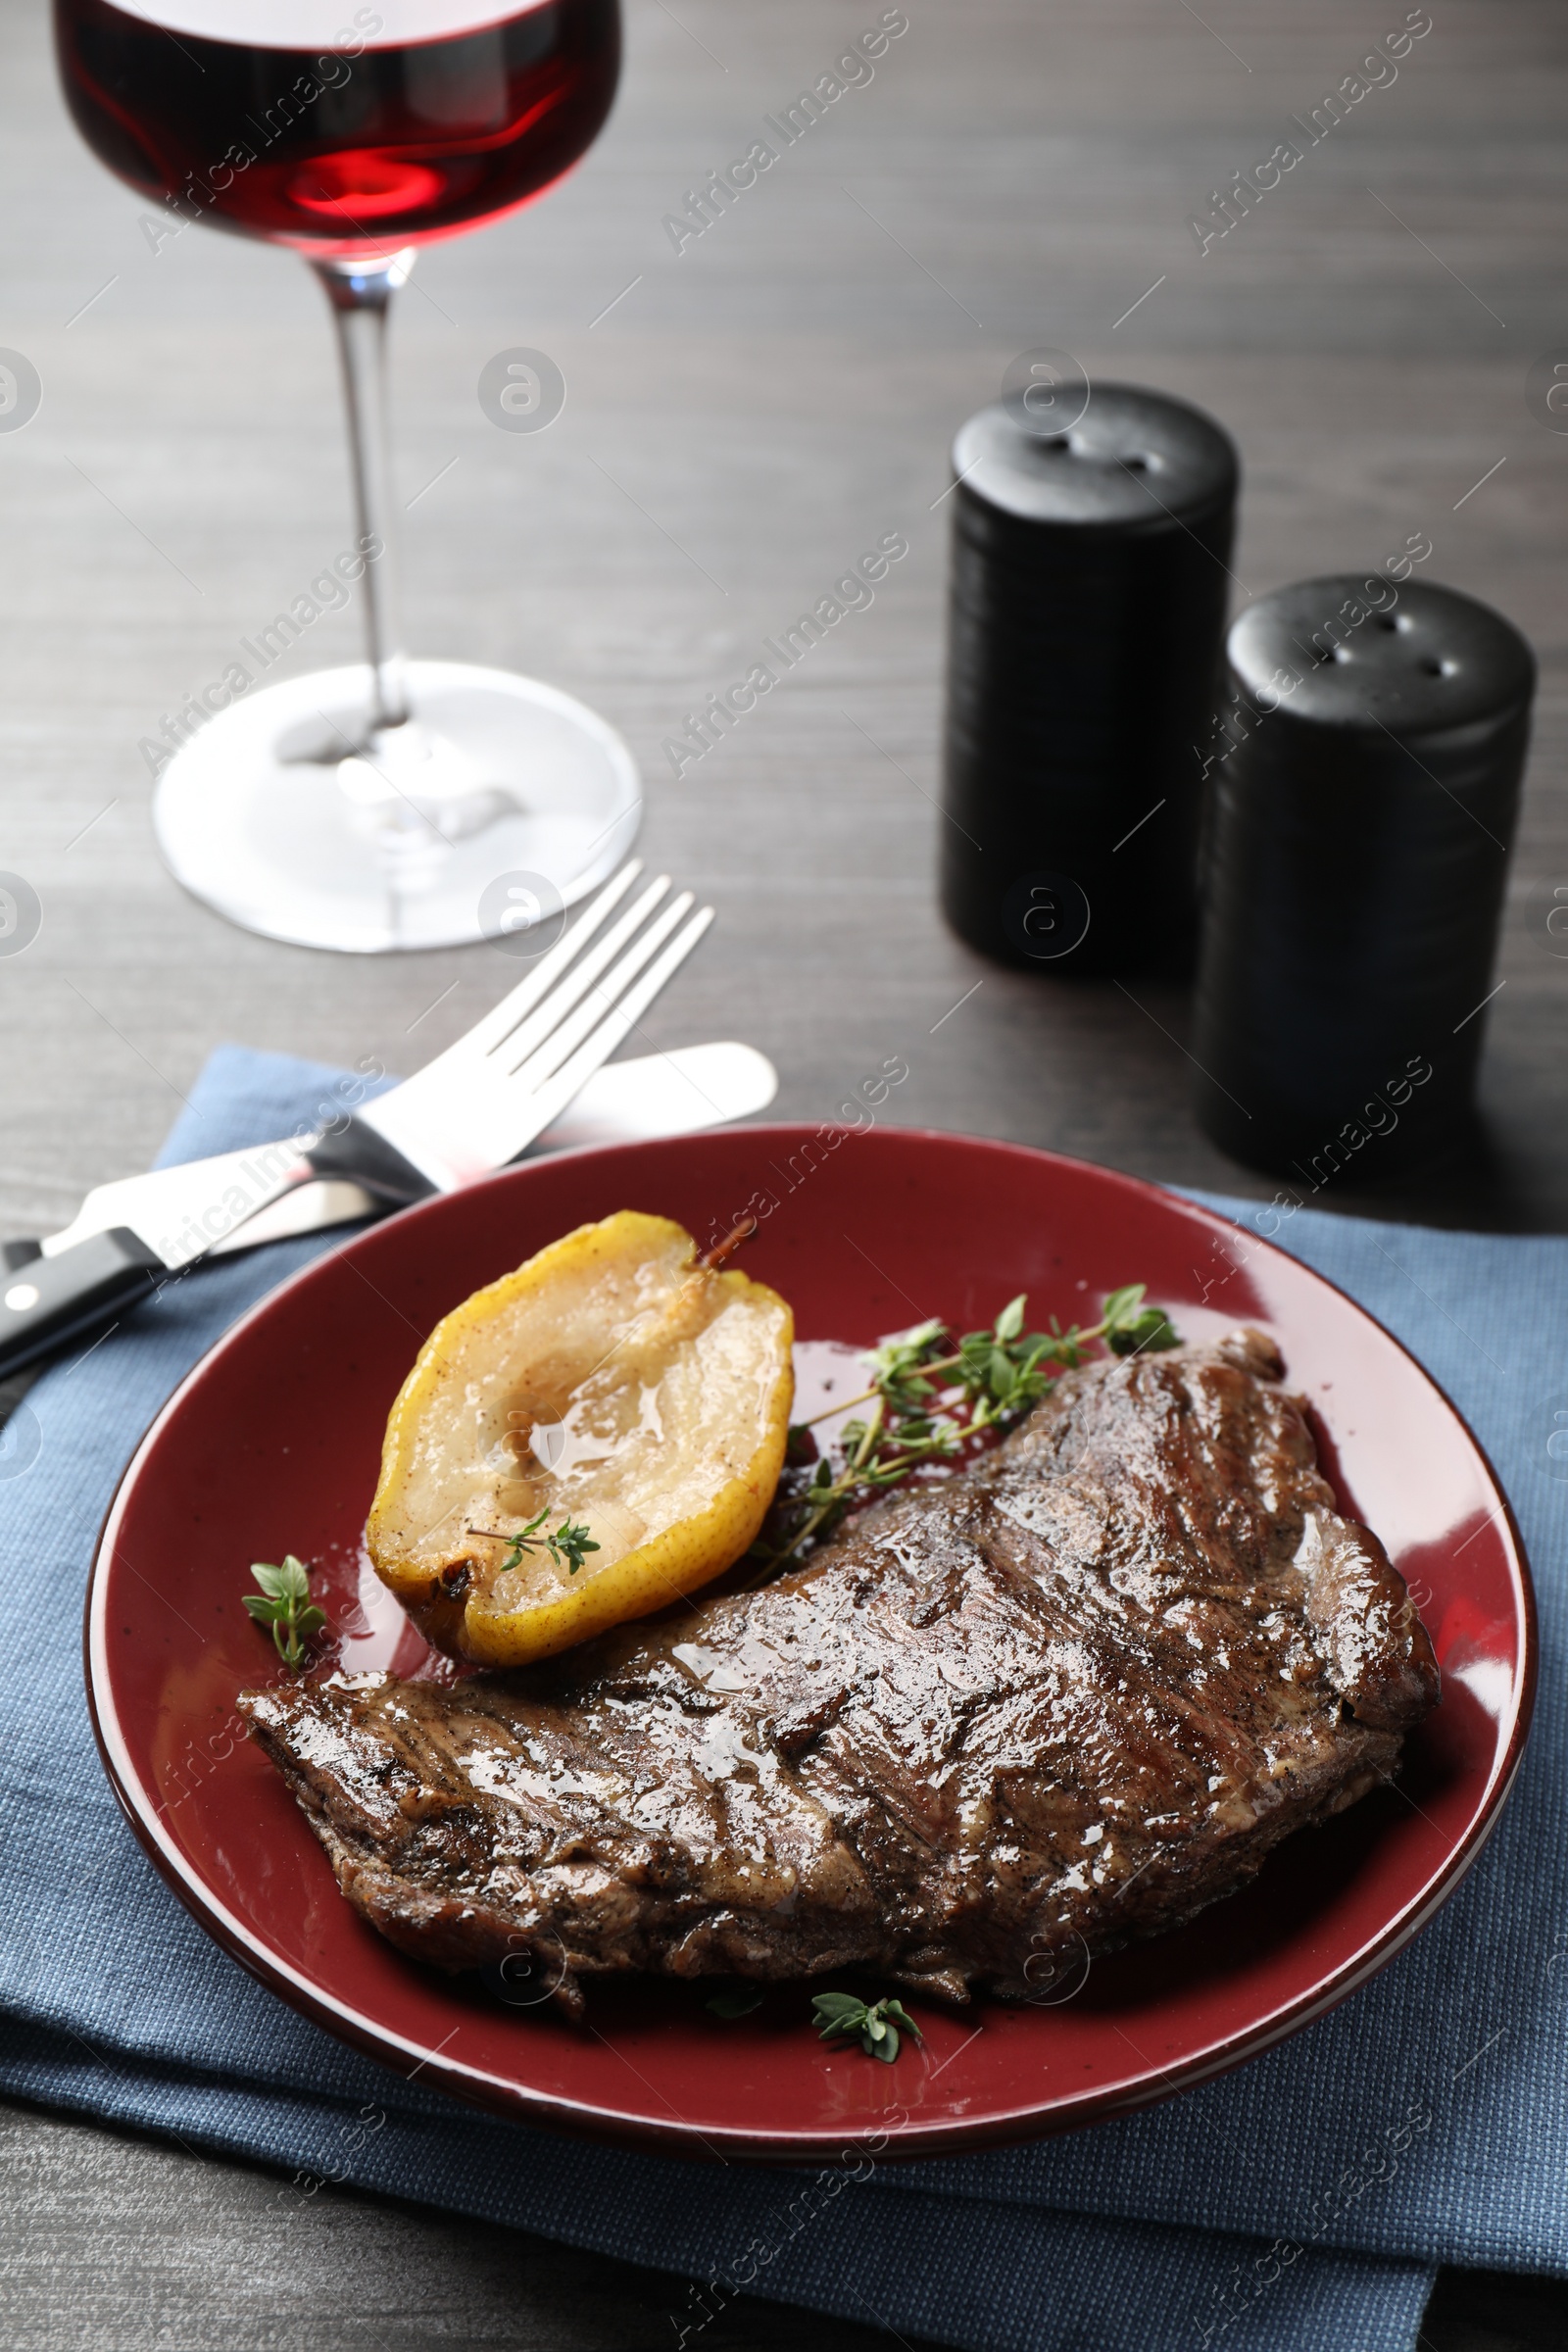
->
<box><xmin>55</xmin><ymin>0</ymin><xmax>620</xmax><ymax>255</ymax></box>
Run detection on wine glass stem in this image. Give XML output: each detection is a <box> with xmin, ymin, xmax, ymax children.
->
<box><xmin>312</xmin><ymin>252</ymin><xmax>417</xmax><ymax>735</ymax></box>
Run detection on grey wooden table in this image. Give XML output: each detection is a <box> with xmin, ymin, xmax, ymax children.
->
<box><xmin>2</xmin><ymin>0</ymin><xmax>1566</xmax><ymax>2343</ymax></box>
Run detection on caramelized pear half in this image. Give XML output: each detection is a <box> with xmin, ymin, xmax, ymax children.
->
<box><xmin>366</xmin><ymin>1211</ymin><xmax>795</xmax><ymax>1665</ymax></box>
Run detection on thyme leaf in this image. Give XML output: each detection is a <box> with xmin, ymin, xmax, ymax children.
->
<box><xmin>706</xmin><ymin>1984</ymin><xmax>764</xmax><ymax>2020</ymax></box>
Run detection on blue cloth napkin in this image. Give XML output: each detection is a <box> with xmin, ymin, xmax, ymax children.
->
<box><xmin>7</xmin><ymin>1048</ymin><xmax>1566</xmax><ymax>2352</ymax></box>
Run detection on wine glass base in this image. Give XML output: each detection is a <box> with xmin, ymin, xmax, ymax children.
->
<box><xmin>152</xmin><ymin>662</ymin><xmax>642</xmax><ymax>953</ymax></box>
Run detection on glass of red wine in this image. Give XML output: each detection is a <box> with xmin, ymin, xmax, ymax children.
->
<box><xmin>54</xmin><ymin>0</ymin><xmax>634</xmax><ymax>952</ymax></box>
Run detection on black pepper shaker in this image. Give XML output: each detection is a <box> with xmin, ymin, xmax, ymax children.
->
<box><xmin>1191</xmin><ymin>573</ymin><xmax>1535</xmax><ymax>1182</ymax></box>
<box><xmin>939</xmin><ymin>383</ymin><xmax>1239</xmax><ymax>975</ymax></box>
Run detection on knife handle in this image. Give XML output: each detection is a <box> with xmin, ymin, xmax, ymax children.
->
<box><xmin>0</xmin><ymin>1227</ymin><xmax>166</xmax><ymax>1378</ymax></box>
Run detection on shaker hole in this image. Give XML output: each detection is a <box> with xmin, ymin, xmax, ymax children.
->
<box><xmin>1419</xmin><ymin>656</ymin><xmax>1454</xmax><ymax>677</ymax></box>
<box><xmin>1119</xmin><ymin>454</ymin><xmax>1151</xmax><ymax>473</ymax></box>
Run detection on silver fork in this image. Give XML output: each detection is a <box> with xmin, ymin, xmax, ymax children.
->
<box><xmin>0</xmin><ymin>862</ymin><xmax>713</xmax><ymax>1378</ymax></box>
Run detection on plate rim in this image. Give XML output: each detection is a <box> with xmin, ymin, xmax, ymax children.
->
<box><xmin>83</xmin><ymin>1124</ymin><xmax>1539</xmax><ymax>2163</ymax></box>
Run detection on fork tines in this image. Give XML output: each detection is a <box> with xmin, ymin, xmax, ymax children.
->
<box><xmin>369</xmin><ymin>861</ymin><xmax>715</xmax><ymax>1188</ymax></box>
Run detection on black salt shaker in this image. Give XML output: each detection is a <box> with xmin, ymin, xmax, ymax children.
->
<box><xmin>939</xmin><ymin>382</ymin><xmax>1239</xmax><ymax>975</ymax></box>
<box><xmin>1191</xmin><ymin>574</ymin><xmax>1534</xmax><ymax>1183</ymax></box>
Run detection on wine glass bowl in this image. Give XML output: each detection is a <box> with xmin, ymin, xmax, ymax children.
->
<box><xmin>53</xmin><ymin>0</ymin><xmax>635</xmax><ymax>954</ymax></box>
<box><xmin>56</xmin><ymin>0</ymin><xmax>622</xmax><ymax>257</ymax></box>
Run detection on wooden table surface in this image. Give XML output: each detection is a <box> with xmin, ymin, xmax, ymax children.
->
<box><xmin>1</xmin><ymin>0</ymin><xmax>1565</xmax><ymax>2343</ymax></box>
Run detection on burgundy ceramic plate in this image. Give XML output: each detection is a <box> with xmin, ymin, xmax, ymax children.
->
<box><xmin>86</xmin><ymin>1127</ymin><xmax>1535</xmax><ymax>2162</ymax></box>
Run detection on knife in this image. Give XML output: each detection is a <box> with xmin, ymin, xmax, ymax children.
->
<box><xmin>0</xmin><ymin>863</ymin><xmax>728</xmax><ymax>1375</ymax></box>
<box><xmin>0</xmin><ymin>1041</ymin><xmax>776</xmax><ymax>1376</ymax></box>
<box><xmin>34</xmin><ymin>1041</ymin><xmax>777</xmax><ymax>1262</ymax></box>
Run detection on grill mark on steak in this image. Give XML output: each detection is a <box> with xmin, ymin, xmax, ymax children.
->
<box><xmin>239</xmin><ymin>1329</ymin><xmax>1439</xmax><ymax>2017</ymax></box>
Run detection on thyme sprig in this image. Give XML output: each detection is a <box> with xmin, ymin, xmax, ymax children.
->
<box><xmin>755</xmin><ymin>1284</ymin><xmax>1177</xmax><ymax>1573</ymax></box>
<box><xmin>812</xmin><ymin>1991</ymin><xmax>922</xmax><ymax>2064</ymax></box>
<box><xmin>467</xmin><ymin>1507</ymin><xmax>602</xmax><ymax>1578</ymax></box>
<box><xmin>243</xmin><ymin>1554</ymin><xmax>326</xmax><ymax>1670</ymax></box>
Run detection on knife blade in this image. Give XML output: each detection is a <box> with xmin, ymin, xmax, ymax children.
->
<box><xmin>37</xmin><ymin>1042</ymin><xmax>776</xmax><ymax>1263</ymax></box>
<box><xmin>213</xmin><ymin>1040</ymin><xmax>777</xmax><ymax>1253</ymax></box>
<box><xmin>0</xmin><ymin>1043</ymin><xmax>776</xmax><ymax>1376</ymax></box>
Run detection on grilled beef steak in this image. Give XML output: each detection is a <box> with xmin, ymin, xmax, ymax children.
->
<box><xmin>240</xmin><ymin>1330</ymin><xmax>1439</xmax><ymax>2015</ymax></box>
